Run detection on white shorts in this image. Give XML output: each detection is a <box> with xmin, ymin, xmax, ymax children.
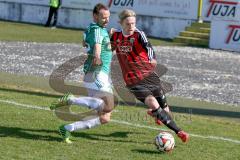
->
<box><xmin>83</xmin><ymin>71</ymin><xmax>113</xmax><ymax>97</ymax></box>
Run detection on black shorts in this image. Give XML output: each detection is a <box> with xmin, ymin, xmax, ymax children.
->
<box><xmin>127</xmin><ymin>72</ymin><xmax>165</xmax><ymax>104</ymax></box>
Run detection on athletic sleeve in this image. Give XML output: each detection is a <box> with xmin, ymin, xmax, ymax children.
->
<box><xmin>110</xmin><ymin>32</ymin><xmax>117</xmax><ymax>51</ymax></box>
<box><xmin>139</xmin><ymin>31</ymin><xmax>156</xmax><ymax>61</ymax></box>
<box><xmin>93</xmin><ymin>28</ymin><xmax>103</xmax><ymax>44</ymax></box>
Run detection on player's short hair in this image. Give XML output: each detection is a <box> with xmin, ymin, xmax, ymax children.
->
<box><xmin>93</xmin><ymin>3</ymin><xmax>109</xmax><ymax>15</ymax></box>
<box><xmin>118</xmin><ymin>9</ymin><xmax>136</xmax><ymax>22</ymax></box>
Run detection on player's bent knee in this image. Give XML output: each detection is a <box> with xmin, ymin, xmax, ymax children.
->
<box><xmin>144</xmin><ymin>96</ymin><xmax>159</xmax><ymax>110</ymax></box>
<box><xmin>100</xmin><ymin>113</ymin><xmax>111</xmax><ymax>124</ymax></box>
<box><xmin>97</xmin><ymin>94</ymin><xmax>116</xmax><ymax>112</ymax></box>
<box><xmin>144</xmin><ymin>96</ymin><xmax>154</xmax><ymax>104</ymax></box>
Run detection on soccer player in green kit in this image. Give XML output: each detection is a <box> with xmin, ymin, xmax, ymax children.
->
<box><xmin>50</xmin><ymin>3</ymin><xmax>114</xmax><ymax>144</ymax></box>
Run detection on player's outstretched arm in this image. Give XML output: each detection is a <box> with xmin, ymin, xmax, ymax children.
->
<box><xmin>93</xmin><ymin>44</ymin><xmax>102</xmax><ymax>65</ymax></box>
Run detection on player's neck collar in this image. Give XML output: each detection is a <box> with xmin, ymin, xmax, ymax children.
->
<box><xmin>121</xmin><ymin>29</ymin><xmax>135</xmax><ymax>37</ymax></box>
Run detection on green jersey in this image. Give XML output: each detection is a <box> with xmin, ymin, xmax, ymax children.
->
<box><xmin>83</xmin><ymin>23</ymin><xmax>112</xmax><ymax>74</ymax></box>
<box><xmin>50</xmin><ymin>0</ymin><xmax>61</xmax><ymax>8</ymax></box>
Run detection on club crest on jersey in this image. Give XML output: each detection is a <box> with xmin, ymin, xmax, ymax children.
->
<box><xmin>130</xmin><ymin>38</ymin><xmax>135</xmax><ymax>44</ymax></box>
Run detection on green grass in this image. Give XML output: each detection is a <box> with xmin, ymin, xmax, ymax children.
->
<box><xmin>0</xmin><ymin>20</ymin><xmax>179</xmax><ymax>46</ymax></box>
<box><xmin>0</xmin><ymin>21</ymin><xmax>83</xmax><ymax>44</ymax></box>
<box><xmin>0</xmin><ymin>72</ymin><xmax>240</xmax><ymax>160</ymax></box>
<box><xmin>0</xmin><ymin>20</ymin><xmax>240</xmax><ymax>159</ymax></box>
<box><xmin>0</xmin><ymin>87</ymin><xmax>240</xmax><ymax>160</ymax></box>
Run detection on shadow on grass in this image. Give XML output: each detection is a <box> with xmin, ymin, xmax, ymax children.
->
<box><xmin>120</xmin><ymin>101</ymin><xmax>240</xmax><ymax>119</ymax></box>
<box><xmin>72</xmin><ymin>131</ymin><xmax>151</xmax><ymax>145</ymax></box>
<box><xmin>170</xmin><ymin>106</ymin><xmax>240</xmax><ymax>119</ymax></box>
<box><xmin>131</xmin><ymin>149</ymin><xmax>163</xmax><ymax>155</ymax></box>
<box><xmin>0</xmin><ymin>125</ymin><xmax>150</xmax><ymax>144</ymax></box>
<box><xmin>0</xmin><ymin>87</ymin><xmax>60</xmax><ymax>98</ymax></box>
<box><xmin>0</xmin><ymin>126</ymin><xmax>62</xmax><ymax>142</ymax></box>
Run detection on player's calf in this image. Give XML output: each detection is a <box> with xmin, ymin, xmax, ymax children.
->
<box><xmin>147</xmin><ymin>109</ymin><xmax>163</xmax><ymax>125</ymax></box>
<box><xmin>151</xmin><ymin>107</ymin><xmax>189</xmax><ymax>142</ymax></box>
<box><xmin>99</xmin><ymin>112</ymin><xmax>112</xmax><ymax>124</ymax></box>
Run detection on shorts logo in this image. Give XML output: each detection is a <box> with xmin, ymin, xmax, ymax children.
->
<box><xmin>207</xmin><ymin>0</ymin><xmax>238</xmax><ymax>18</ymax></box>
<box><xmin>226</xmin><ymin>25</ymin><xmax>240</xmax><ymax>44</ymax></box>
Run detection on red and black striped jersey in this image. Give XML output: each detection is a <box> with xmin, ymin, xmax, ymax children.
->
<box><xmin>111</xmin><ymin>29</ymin><xmax>156</xmax><ymax>86</ymax></box>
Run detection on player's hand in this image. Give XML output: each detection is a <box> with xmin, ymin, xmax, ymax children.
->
<box><xmin>82</xmin><ymin>40</ymin><xmax>87</xmax><ymax>47</ymax></box>
<box><xmin>109</xmin><ymin>28</ymin><xmax>117</xmax><ymax>36</ymax></box>
<box><xmin>93</xmin><ymin>57</ymin><xmax>102</xmax><ymax>66</ymax></box>
<box><xmin>150</xmin><ymin>59</ymin><xmax>157</xmax><ymax>67</ymax></box>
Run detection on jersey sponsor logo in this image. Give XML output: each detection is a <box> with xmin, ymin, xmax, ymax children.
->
<box><xmin>226</xmin><ymin>25</ymin><xmax>240</xmax><ymax>44</ymax></box>
<box><xmin>116</xmin><ymin>39</ymin><xmax>133</xmax><ymax>53</ymax></box>
<box><xmin>108</xmin><ymin>0</ymin><xmax>134</xmax><ymax>8</ymax></box>
<box><xmin>118</xmin><ymin>45</ymin><xmax>132</xmax><ymax>53</ymax></box>
<box><xmin>207</xmin><ymin>0</ymin><xmax>239</xmax><ymax>18</ymax></box>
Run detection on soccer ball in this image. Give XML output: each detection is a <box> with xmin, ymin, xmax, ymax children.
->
<box><xmin>155</xmin><ymin>131</ymin><xmax>175</xmax><ymax>152</ymax></box>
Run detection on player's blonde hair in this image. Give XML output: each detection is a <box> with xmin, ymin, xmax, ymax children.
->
<box><xmin>118</xmin><ymin>9</ymin><xmax>136</xmax><ymax>22</ymax></box>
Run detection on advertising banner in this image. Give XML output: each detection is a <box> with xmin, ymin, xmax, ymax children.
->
<box><xmin>61</xmin><ymin>0</ymin><xmax>106</xmax><ymax>9</ymax></box>
<box><xmin>0</xmin><ymin>0</ymin><xmax>48</xmax><ymax>5</ymax></box>
<box><xmin>203</xmin><ymin>0</ymin><xmax>240</xmax><ymax>22</ymax></box>
<box><xmin>109</xmin><ymin>0</ymin><xmax>198</xmax><ymax>19</ymax></box>
<box><xmin>210</xmin><ymin>20</ymin><xmax>240</xmax><ymax>52</ymax></box>
<box><xmin>61</xmin><ymin>0</ymin><xmax>200</xmax><ymax>19</ymax></box>
<box><xmin>0</xmin><ymin>0</ymin><xmax>199</xmax><ymax>19</ymax></box>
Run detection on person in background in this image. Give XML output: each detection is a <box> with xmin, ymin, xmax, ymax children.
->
<box><xmin>45</xmin><ymin>0</ymin><xmax>62</xmax><ymax>28</ymax></box>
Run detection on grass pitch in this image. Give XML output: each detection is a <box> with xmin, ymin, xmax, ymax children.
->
<box><xmin>0</xmin><ymin>20</ymin><xmax>240</xmax><ymax>160</ymax></box>
<box><xmin>0</xmin><ymin>74</ymin><xmax>240</xmax><ymax>160</ymax></box>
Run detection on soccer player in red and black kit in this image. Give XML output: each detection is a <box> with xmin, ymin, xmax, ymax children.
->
<box><xmin>111</xmin><ymin>9</ymin><xmax>189</xmax><ymax>143</ymax></box>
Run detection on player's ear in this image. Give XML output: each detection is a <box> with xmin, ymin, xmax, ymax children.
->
<box><xmin>93</xmin><ymin>13</ymin><xmax>98</xmax><ymax>21</ymax></box>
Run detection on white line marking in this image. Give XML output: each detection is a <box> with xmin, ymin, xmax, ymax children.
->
<box><xmin>0</xmin><ymin>99</ymin><xmax>50</xmax><ymax>111</ymax></box>
<box><xmin>1</xmin><ymin>99</ymin><xmax>240</xmax><ymax>144</ymax></box>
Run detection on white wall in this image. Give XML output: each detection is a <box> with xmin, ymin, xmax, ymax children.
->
<box><xmin>0</xmin><ymin>0</ymin><xmax>197</xmax><ymax>39</ymax></box>
<box><xmin>109</xmin><ymin>0</ymin><xmax>198</xmax><ymax>19</ymax></box>
<box><xmin>1</xmin><ymin>0</ymin><xmax>239</xmax><ymax>52</ymax></box>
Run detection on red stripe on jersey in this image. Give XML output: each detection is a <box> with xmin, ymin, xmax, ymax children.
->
<box><xmin>111</xmin><ymin>30</ymin><xmax>156</xmax><ymax>86</ymax></box>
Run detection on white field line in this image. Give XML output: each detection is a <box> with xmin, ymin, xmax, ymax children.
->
<box><xmin>1</xmin><ymin>99</ymin><xmax>240</xmax><ymax>144</ymax></box>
